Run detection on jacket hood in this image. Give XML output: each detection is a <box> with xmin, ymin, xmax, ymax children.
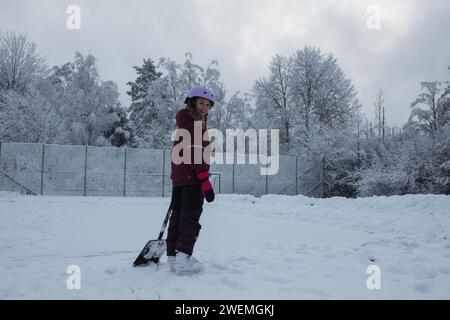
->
<box><xmin>176</xmin><ymin>108</ymin><xmax>194</xmax><ymax>128</ymax></box>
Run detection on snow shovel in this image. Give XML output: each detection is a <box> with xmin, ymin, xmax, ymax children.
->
<box><xmin>132</xmin><ymin>204</ymin><xmax>172</xmax><ymax>267</ymax></box>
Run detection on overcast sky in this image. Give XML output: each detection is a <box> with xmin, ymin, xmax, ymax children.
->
<box><xmin>1</xmin><ymin>0</ymin><xmax>449</xmax><ymax>127</ymax></box>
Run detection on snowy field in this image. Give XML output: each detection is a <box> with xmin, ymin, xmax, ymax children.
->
<box><xmin>1</xmin><ymin>191</ymin><xmax>450</xmax><ymax>299</ymax></box>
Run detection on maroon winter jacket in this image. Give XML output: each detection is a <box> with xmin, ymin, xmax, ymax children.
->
<box><xmin>170</xmin><ymin>108</ymin><xmax>210</xmax><ymax>187</ymax></box>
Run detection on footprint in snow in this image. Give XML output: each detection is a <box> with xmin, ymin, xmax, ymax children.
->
<box><xmin>210</xmin><ymin>262</ymin><xmax>228</xmax><ymax>270</ymax></box>
<box><xmin>104</xmin><ymin>267</ymin><xmax>118</xmax><ymax>275</ymax></box>
<box><xmin>414</xmin><ymin>282</ymin><xmax>432</xmax><ymax>294</ymax></box>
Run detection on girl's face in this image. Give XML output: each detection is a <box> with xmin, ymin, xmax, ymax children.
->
<box><xmin>195</xmin><ymin>97</ymin><xmax>211</xmax><ymax>117</ymax></box>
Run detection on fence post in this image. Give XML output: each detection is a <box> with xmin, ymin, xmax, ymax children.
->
<box><xmin>265</xmin><ymin>168</ymin><xmax>268</xmax><ymax>195</ymax></box>
<box><xmin>295</xmin><ymin>155</ymin><xmax>298</xmax><ymax>195</ymax></box>
<box><xmin>41</xmin><ymin>143</ymin><xmax>45</xmax><ymax>195</ymax></box>
<box><xmin>84</xmin><ymin>145</ymin><xmax>88</xmax><ymax>196</ymax></box>
<box><xmin>231</xmin><ymin>162</ymin><xmax>235</xmax><ymax>193</ymax></box>
<box><xmin>123</xmin><ymin>147</ymin><xmax>127</xmax><ymax>197</ymax></box>
<box><xmin>218</xmin><ymin>174</ymin><xmax>221</xmax><ymax>194</ymax></box>
<box><xmin>321</xmin><ymin>157</ymin><xmax>325</xmax><ymax>198</ymax></box>
<box><xmin>162</xmin><ymin>149</ymin><xmax>165</xmax><ymax>197</ymax></box>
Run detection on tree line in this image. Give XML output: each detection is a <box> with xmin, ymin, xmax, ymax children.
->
<box><xmin>1</xmin><ymin>30</ymin><xmax>449</xmax><ymax>196</ymax></box>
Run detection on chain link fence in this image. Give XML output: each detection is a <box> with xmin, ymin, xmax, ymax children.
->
<box><xmin>0</xmin><ymin>141</ymin><xmax>323</xmax><ymax>198</ymax></box>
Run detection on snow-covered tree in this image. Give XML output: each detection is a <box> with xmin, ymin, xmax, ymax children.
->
<box><xmin>253</xmin><ymin>47</ymin><xmax>360</xmax><ymax>155</ymax></box>
<box><xmin>356</xmin><ymin>131</ymin><xmax>418</xmax><ymax>196</ymax></box>
<box><xmin>409</xmin><ymin>81</ymin><xmax>450</xmax><ymax>139</ymax></box>
<box><xmin>252</xmin><ymin>47</ymin><xmax>361</xmax><ymax>196</ymax></box>
<box><xmin>288</xmin><ymin>47</ymin><xmax>359</xmax><ymax>132</ymax></box>
<box><xmin>374</xmin><ymin>89</ymin><xmax>386</xmax><ymax>142</ymax></box>
<box><xmin>127</xmin><ymin>57</ymin><xmax>180</xmax><ymax>149</ymax></box>
<box><xmin>433</xmin><ymin>123</ymin><xmax>450</xmax><ymax>193</ymax></box>
<box><xmin>253</xmin><ymin>54</ymin><xmax>295</xmax><ymax>152</ymax></box>
<box><xmin>0</xmin><ymin>31</ymin><xmax>55</xmax><ymax>143</ymax></box>
<box><xmin>127</xmin><ymin>53</ymin><xmax>246</xmax><ymax>149</ymax></box>
<box><xmin>127</xmin><ymin>58</ymin><xmax>162</xmax><ymax>104</ymax></box>
<box><xmin>357</xmin><ymin>69</ymin><xmax>450</xmax><ymax>196</ymax></box>
<box><xmin>51</xmin><ymin>52</ymin><xmax>127</xmax><ymax>146</ymax></box>
<box><xmin>0</xmin><ymin>79</ymin><xmax>59</xmax><ymax>143</ymax></box>
<box><xmin>0</xmin><ymin>30</ymin><xmax>48</xmax><ymax>93</ymax></box>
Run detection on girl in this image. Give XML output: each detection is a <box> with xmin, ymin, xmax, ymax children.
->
<box><xmin>167</xmin><ymin>86</ymin><xmax>215</xmax><ymax>274</ymax></box>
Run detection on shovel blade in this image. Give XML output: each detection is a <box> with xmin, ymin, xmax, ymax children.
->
<box><xmin>133</xmin><ymin>239</ymin><xmax>166</xmax><ymax>267</ymax></box>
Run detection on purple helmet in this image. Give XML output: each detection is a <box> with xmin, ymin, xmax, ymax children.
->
<box><xmin>184</xmin><ymin>86</ymin><xmax>215</xmax><ymax>106</ymax></box>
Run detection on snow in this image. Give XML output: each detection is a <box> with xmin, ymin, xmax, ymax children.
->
<box><xmin>1</xmin><ymin>192</ymin><xmax>450</xmax><ymax>299</ymax></box>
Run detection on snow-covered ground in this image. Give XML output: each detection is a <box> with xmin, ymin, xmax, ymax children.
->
<box><xmin>1</xmin><ymin>191</ymin><xmax>450</xmax><ymax>299</ymax></box>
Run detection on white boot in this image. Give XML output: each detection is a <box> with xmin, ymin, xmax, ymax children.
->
<box><xmin>167</xmin><ymin>255</ymin><xmax>176</xmax><ymax>273</ymax></box>
<box><xmin>174</xmin><ymin>251</ymin><xmax>204</xmax><ymax>275</ymax></box>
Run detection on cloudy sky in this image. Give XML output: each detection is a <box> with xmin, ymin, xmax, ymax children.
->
<box><xmin>1</xmin><ymin>0</ymin><xmax>449</xmax><ymax>126</ymax></box>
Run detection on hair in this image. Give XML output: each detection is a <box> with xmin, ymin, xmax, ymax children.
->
<box><xmin>185</xmin><ymin>97</ymin><xmax>209</xmax><ymax>128</ymax></box>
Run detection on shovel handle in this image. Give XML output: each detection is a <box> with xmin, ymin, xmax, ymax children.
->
<box><xmin>157</xmin><ymin>204</ymin><xmax>172</xmax><ymax>240</ymax></box>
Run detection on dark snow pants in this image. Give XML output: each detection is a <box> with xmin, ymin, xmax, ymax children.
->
<box><xmin>166</xmin><ymin>184</ymin><xmax>204</xmax><ymax>256</ymax></box>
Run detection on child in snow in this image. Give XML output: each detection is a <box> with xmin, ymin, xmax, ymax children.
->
<box><xmin>166</xmin><ymin>86</ymin><xmax>216</xmax><ymax>274</ymax></box>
